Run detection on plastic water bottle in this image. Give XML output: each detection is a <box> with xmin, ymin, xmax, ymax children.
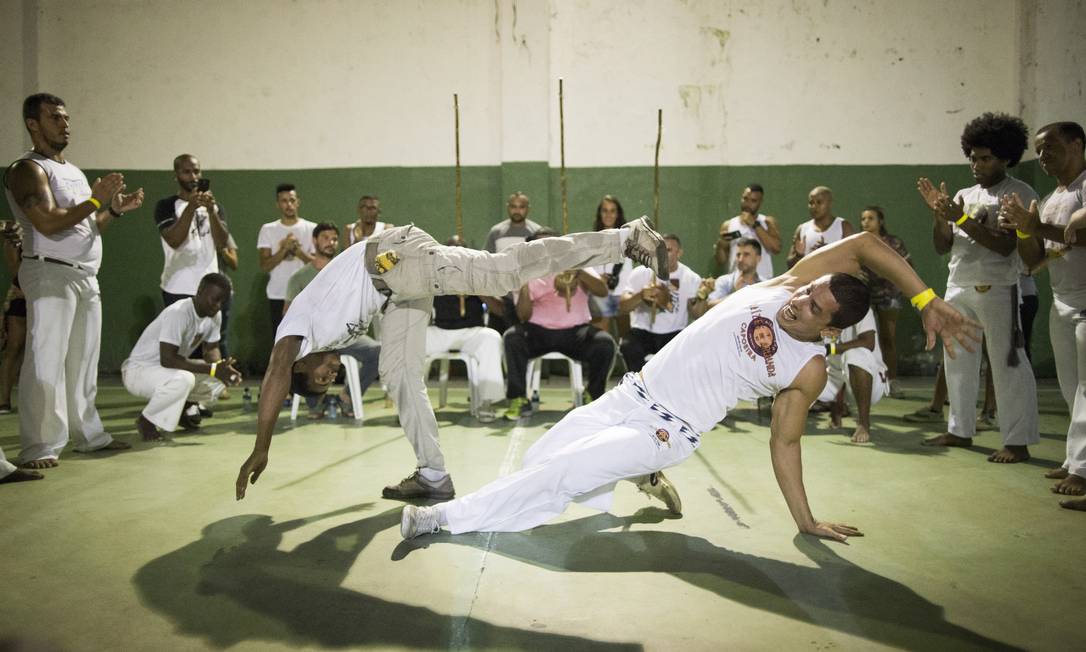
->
<box><xmin>327</xmin><ymin>395</ymin><xmax>340</xmax><ymax>420</ymax></box>
<box><xmin>531</xmin><ymin>389</ymin><xmax>540</xmax><ymax>411</ymax></box>
<box><xmin>242</xmin><ymin>387</ymin><xmax>253</xmax><ymax>412</ymax></box>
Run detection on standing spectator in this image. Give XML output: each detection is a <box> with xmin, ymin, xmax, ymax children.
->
<box><xmin>485</xmin><ymin>192</ymin><xmax>543</xmax><ymax>336</ymax></box>
<box><xmin>715</xmin><ymin>183</ymin><xmax>781</xmax><ymax>279</ymax></box>
<box><xmin>858</xmin><ymin>205</ymin><xmax>911</xmax><ymax>398</ymax></box>
<box><xmin>257</xmin><ymin>183</ymin><xmax>316</xmax><ymax>337</ymax></box>
<box><xmin>3</xmin><ymin>93</ymin><xmax>144</xmax><ymax>468</ymax></box>
<box><xmin>343</xmin><ymin>195</ymin><xmax>392</xmax><ymax>246</ymax></box>
<box><xmin>0</xmin><ymin>444</ymin><xmax>41</xmax><ymax>484</ymax></box>
<box><xmin>1018</xmin><ymin>272</ymin><xmax>1039</xmax><ymax>360</ymax></box>
<box><xmin>589</xmin><ymin>195</ymin><xmax>631</xmax><ymax>337</ymax></box>
<box><xmin>917</xmin><ymin>111</ymin><xmax>1039</xmax><ymax>463</ymax></box>
<box><xmin>0</xmin><ymin>221</ymin><xmax>25</xmax><ymax>413</ymax></box>
<box><xmin>786</xmin><ymin>186</ymin><xmax>854</xmax><ymax>268</ymax></box>
<box><xmin>708</xmin><ymin>237</ymin><xmax>767</xmax><ymax>307</ymax></box>
<box><xmin>618</xmin><ymin>234</ymin><xmax>708</xmax><ymax>373</ymax></box>
<box><xmin>154</xmin><ymin>154</ymin><xmax>231</xmax><ymax>308</ymax></box>
<box><xmin>216</xmin><ymin>233</ymin><xmax>238</xmax><ymax>359</ymax></box>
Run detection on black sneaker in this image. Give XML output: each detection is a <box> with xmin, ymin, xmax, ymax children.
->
<box><xmin>382</xmin><ymin>470</ymin><xmax>455</xmax><ymax>500</ymax></box>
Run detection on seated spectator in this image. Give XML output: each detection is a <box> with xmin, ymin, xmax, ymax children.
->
<box><xmin>588</xmin><ymin>195</ymin><xmax>632</xmax><ymax>337</ymax></box>
<box><xmin>285</xmin><ymin>222</ymin><xmax>379</xmax><ymax>418</ymax></box>
<box><xmin>0</xmin><ymin>221</ymin><xmax>25</xmax><ymax>414</ymax></box>
<box><xmin>618</xmin><ymin>233</ymin><xmax>710</xmax><ymax>372</ymax></box>
<box><xmin>818</xmin><ymin>309</ymin><xmax>891</xmax><ymax>443</ymax></box>
<box><xmin>502</xmin><ymin>230</ymin><xmax>615</xmax><ymax>419</ymax></box>
<box><xmin>708</xmin><ymin>237</ymin><xmax>767</xmax><ymax>307</ymax></box>
<box><xmin>121</xmin><ymin>273</ymin><xmax>242</xmax><ymax>441</ymax></box>
<box><xmin>426</xmin><ymin>238</ymin><xmax>505</xmax><ymax>423</ymax></box>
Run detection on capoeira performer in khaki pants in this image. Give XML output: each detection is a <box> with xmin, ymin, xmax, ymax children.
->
<box><xmin>122</xmin><ymin>273</ymin><xmax>242</xmax><ymax>441</ymax></box>
<box><xmin>235</xmin><ymin>218</ymin><xmax>669</xmax><ymax>502</ymax></box>
<box><xmin>999</xmin><ymin>121</ymin><xmax>1086</xmax><ymax>510</ymax></box>
<box><xmin>400</xmin><ymin>232</ymin><xmax>981</xmax><ymax>541</ymax></box>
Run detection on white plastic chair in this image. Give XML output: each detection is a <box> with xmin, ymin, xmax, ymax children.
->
<box><xmin>290</xmin><ymin>354</ymin><xmax>365</xmax><ymax>423</ymax></box>
<box><xmin>526</xmin><ymin>352</ymin><xmax>585</xmax><ymax>408</ymax></box>
<box><xmin>425</xmin><ymin>352</ymin><xmax>482</xmax><ymax>416</ymax></box>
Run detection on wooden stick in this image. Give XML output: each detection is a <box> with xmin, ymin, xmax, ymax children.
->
<box><xmin>559</xmin><ymin>78</ymin><xmax>574</xmax><ymax>310</ymax></box>
<box><xmin>454</xmin><ymin>93</ymin><xmax>465</xmax><ymax>316</ymax></box>
<box><xmin>653</xmin><ymin>108</ymin><xmax>662</xmax><ymax>227</ymax></box>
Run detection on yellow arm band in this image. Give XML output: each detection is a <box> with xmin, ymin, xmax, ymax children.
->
<box><xmin>910</xmin><ymin>288</ymin><xmax>937</xmax><ymax>311</ymax></box>
<box><xmin>955</xmin><ymin>214</ymin><xmax>970</xmax><ymax>225</ymax></box>
<box><xmin>1016</xmin><ymin>230</ymin><xmax>1032</xmax><ymax>240</ymax></box>
<box><xmin>210</xmin><ymin>362</ymin><xmax>218</xmax><ymax>378</ymax></box>
<box><xmin>87</xmin><ymin>197</ymin><xmax>102</xmax><ymax>210</ymax></box>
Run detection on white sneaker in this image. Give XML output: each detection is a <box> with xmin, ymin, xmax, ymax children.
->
<box><xmin>401</xmin><ymin>505</ymin><xmax>442</xmax><ymax>539</ymax></box>
<box><xmin>623</xmin><ymin>216</ymin><xmax>669</xmax><ymax>280</ymax></box>
<box><xmin>476</xmin><ymin>401</ymin><xmax>496</xmax><ymax>423</ymax></box>
<box><xmin>635</xmin><ymin>471</ymin><xmax>682</xmax><ymax>515</ymax></box>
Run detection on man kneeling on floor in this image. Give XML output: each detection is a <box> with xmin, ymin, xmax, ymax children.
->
<box><xmin>819</xmin><ymin>308</ymin><xmax>891</xmax><ymax>443</ymax></box>
<box><xmin>122</xmin><ymin>273</ymin><xmax>242</xmax><ymax>440</ymax></box>
<box><xmin>401</xmin><ymin>232</ymin><xmax>981</xmax><ymax>542</ymax></box>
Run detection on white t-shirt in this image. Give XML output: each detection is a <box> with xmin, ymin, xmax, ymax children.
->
<box><xmin>722</xmin><ymin>214</ymin><xmax>774</xmax><ymax>279</ymax></box>
<box><xmin>948</xmin><ymin>176</ymin><xmax>1036</xmax><ymax>287</ymax></box>
<box><xmin>709</xmin><ymin>269</ymin><xmax>766</xmax><ymax>302</ymax></box>
<box><xmin>797</xmin><ymin>217</ymin><xmax>846</xmax><ymax>256</ymax></box>
<box><xmin>837</xmin><ymin>310</ymin><xmax>887</xmax><ymax>375</ymax></box>
<box><xmin>621</xmin><ymin>262</ymin><xmax>702</xmax><ymax>334</ymax></box>
<box><xmin>158</xmin><ymin>197</ymin><xmax>220</xmax><ymax>295</ymax></box>
<box><xmin>1039</xmin><ymin>169</ymin><xmax>1086</xmax><ymax>308</ymax></box>
<box><xmin>126</xmin><ymin>298</ymin><xmax>221</xmax><ymax>367</ymax></box>
<box><xmin>257</xmin><ymin>218</ymin><xmax>317</xmax><ymax>299</ymax></box>
<box><xmin>6</xmin><ymin>152</ymin><xmax>102</xmax><ymax>272</ymax></box>
<box><xmin>345</xmin><ymin>221</ymin><xmax>389</xmax><ymax>246</ymax></box>
<box><xmin>275</xmin><ymin>241</ymin><xmax>385</xmax><ymax>359</ymax></box>
<box><xmin>642</xmin><ymin>284</ymin><xmax>824</xmax><ymax>433</ymax></box>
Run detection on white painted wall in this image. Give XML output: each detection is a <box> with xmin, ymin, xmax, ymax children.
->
<box><xmin>1</xmin><ymin>0</ymin><xmax>1080</xmax><ymax>169</ymax></box>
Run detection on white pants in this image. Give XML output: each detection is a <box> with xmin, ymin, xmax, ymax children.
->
<box><xmin>121</xmin><ymin>362</ymin><xmax>225</xmax><ymax>432</ymax></box>
<box><xmin>1051</xmin><ymin>298</ymin><xmax>1086</xmax><ymax>477</ymax></box>
<box><xmin>17</xmin><ymin>259</ymin><xmax>112</xmax><ymax>462</ymax></box>
<box><xmin>944</xmin><ymin>284</ymin><xmax>1038</xmax><ymax>444</ymax></box>
<box><xmin>375</xmin><ymin>226</ymin><xmax>624</xmax><ymax>473</ymax></box>
<box><xmin>443</xmin><ymin>374</ymin><xmax>699</xmax><ymax>533</ymax></box>
<box><xmin>0</xmin><ymin>445</ymin><xmax>15</xmax><ymax>479</ymax></box>
<box><xmin>818</xmin><ymin>348</ymin><xmax>888</xmax><ymax>404</ymax></box>
<box><xmin>425</xmin><ymin>326</ymin><xmax>504</xmax><ymax>403</ymax></box>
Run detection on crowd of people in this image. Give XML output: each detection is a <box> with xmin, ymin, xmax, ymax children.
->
<box><xmin>2</xmin><ymin>94</ymin><xmax>1084</xmax><ymax>532</ymax></box>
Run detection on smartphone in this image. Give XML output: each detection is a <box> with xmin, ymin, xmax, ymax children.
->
<box><xmin>724</xmin><ymin>230</ymin><xmax>742</xmax><ymax>240</ymax></box>
<box><xmin>197</xmin><ymin>178</ymin><xmax>211</xmax><ymax>192</ymax></box>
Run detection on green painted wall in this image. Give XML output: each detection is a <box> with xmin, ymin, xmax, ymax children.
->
<box><xmin>0</xmin><ymin>161</ymin><xmax>1058</xmax><ymax>377</ymax></box>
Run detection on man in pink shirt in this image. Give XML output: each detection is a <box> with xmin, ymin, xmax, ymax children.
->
<box><xmin>503</xmin><ymin>230</ymin><xmax>616</xmax><ymax>419</ymax></box>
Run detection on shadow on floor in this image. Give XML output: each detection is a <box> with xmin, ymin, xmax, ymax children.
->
<box><xmin>133</xmin><ymin>505</ymin><xmax>640</xmax><ymax>651</ymax></box>
<box><xmin>394</xmin><ymin>511</ymin><xmax>1023</xmax><ymax>652</ymax></box>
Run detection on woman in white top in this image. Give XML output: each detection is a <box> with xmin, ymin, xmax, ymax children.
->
<box><xmin>343</xmin><ymin>194</ymin><xmax>392</xmax><ymax>246</ymax></box>
<box><xmin>589</xmin><ymin>195</ymin><xmax>631</xmax><ymax>337</ymax></box>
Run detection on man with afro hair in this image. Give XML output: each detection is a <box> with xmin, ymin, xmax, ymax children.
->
<box><xmin>916</xmin><ymin>112</ymin><xmax>1040</xmax><ymax>463</ymax></box>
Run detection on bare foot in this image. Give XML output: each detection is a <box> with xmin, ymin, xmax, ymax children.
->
<box><xmin>988</xmin><ymin>445</ymin><xmax>1030</xmax><ymax>463</ymax></box>
<box><xmin>1059</xmin><ymin>497</ymin><xmax>1086</xmax><ymax>511</ymax></box>
<box><xmin>1045</xmin><ymin>467</ymin><xmax>1069</xmax><ymax>480</ymax></box>
<box><xmin>850</xmin><ymin>426</ymin><xmax>871</xmax><ymax>444</ymax></box>
<box><xmin>922</xmin><ymin>433</ymin><xmax>972</xmax><ymax>448</ymax></box>
<box><xmin>135</xmin><ymin>415</ymin><xmax>167</xmax><ymax>442</ymax></box>
<box><xmin>0</xmin><ymin>468</ymin><xmax>44</xmax><ymax>484</ymax></box>
<box><xmin>830</xmin><ymin>415</ymin><xmax>842</xmax><ymax>429</ymax></box>
<box><xmin>18</xmin><ymin>458</ymin><xmax>58</xmax><ymax>469</ymax></box>
<box><xmin>1052</xmin><ymin>473</ymin><xmax>1086</xmax><ymax>495</ymax></box>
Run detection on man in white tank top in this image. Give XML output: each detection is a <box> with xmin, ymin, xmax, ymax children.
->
<box><xmin>3</xmin><ymin>93</ymin><xmax>144</xmax><ymax>468</ymax></box>
<box><xmin>401</xmin><ymin>233</ymin><xmax>981</xmax><ymax>542</ymax></box>
<box><xmin>714</xmin><ymin>183</ymin><xmax>781</xmax><ymax>280</ymax></box>
<box><xmin>786</xmin><ymin>186</ymin><xmax>855</xmax><ymax>269</ymax></box>
<box><xmin>343</xmin><ymin>194</ymin><xmax>392</xmax><ymax>246</ymax></box>
<box><xmin>818</xmin><ymin>309</ymin><xmax>891</xmax><ymax>444</ymax></box>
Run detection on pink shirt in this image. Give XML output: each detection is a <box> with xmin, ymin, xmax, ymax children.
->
<box><xmin>527</xmin><ymin>274</ymin><xmax>593</xmax><ymax>329</ymax></box>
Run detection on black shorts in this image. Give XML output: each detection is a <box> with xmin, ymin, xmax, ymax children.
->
<box><xmin>5</xmin><ymin>297</ymin><xmax>26</xmax><ymax>319</ymax></box>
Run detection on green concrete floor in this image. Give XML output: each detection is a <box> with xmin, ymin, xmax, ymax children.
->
<box><xmin>0</xmin><ymin>377</ymin><xmax>1081</xmax><ymax>651</ymax></box>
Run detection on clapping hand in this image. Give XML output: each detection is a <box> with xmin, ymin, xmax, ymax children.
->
<box><xmin>917</xmin><ymin>178</ymin><xmax>962</xmax><ymax>223</ymax></box>
<box><xmin>997</xmin><ymin>193</ymin><xmax>1039</xmax><ymax>234</ymax></box>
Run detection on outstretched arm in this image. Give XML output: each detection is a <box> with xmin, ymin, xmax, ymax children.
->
<box><xmin>236</xmin><ymin>336</ymin><xmax>301</xmax><ymax>499</ymax></box>
<box><xmin>770</xmin><ymin>358</ymin><xmax>863</xmax><ymax>542</ymax></box>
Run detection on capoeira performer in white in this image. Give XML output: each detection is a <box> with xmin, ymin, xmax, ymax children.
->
<box><xmin>819</xmin><ymin>309</ymin><xmax>891</xmax><ymax>443</ymax></box>
<box><xmin>400</xmin><ymin>232</ymin><xmax>981</xmax><ymax>542</ymax></box>
<box><xmin>122</xmin><ymin>273</ymin><xmax>242</xmax><ymax>441</ymax></box>
<box><xmin>235</xmin><ymin>218</ymin><xmax>669</xmax><ymax>501</ymax></box>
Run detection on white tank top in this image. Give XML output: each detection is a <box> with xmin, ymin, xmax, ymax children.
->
<box><xmin>5</xmin><ymin>152</ymin><xmax>101</xmax><ymax>272</ymax></box>
<box><xmin>723</xmin><ymin>214</ymin><xmax>774</xmax><ymax>279</ymax></box>
<box><xmin>346</xmin><ymin>221</ymin><xmax>388</xmax><ymax>246</ymax></box>
<box><xmin>798</xmin><ymin>217</ymin><xmax>845</xmax><ymax>255</ymax></box>
<box><xmin>641</xmin><ymin>284</ymin><xmax>824</xmax><ymax>433</ymax></box>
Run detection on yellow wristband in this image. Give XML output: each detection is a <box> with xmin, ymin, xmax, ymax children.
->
<box><xmin>1016</xmin><ymin>229</ymin><xmax>1031</xmax><ymax>240</ymax></box>
<box><xmin>910</xmin><ymin>288</ymin><xmax>937</xmax><ymax>311</ymax></box>
<box><xmin>955</xmin><ymin>214</ymin><xmax>970</xmax><ymax>225</ymax></box>
<box><xmin>87</xmin><ymin>197</ymin><xmax>102</xmax><ymax>210</ymax></box>
<box><xmin>210</xmin><ymin>362</ymin><xmax>218</xmax><ymax>378</ymax></box>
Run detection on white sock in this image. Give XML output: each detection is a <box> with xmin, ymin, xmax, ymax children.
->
<box><xmin>418</xmin><ymin>467</ymin><xmax>448</xmax><ymax>483</ymax></box>
<box><xmin>436</xmin><ymin>504</ymin><xmax>449</xmax><ymax>526</ymax></box>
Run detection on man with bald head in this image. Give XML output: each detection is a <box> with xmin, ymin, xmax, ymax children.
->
<box><xmin>786</xmin><ymin>186</ymin><xmax>854</xmax><ymax>268</ymax></box>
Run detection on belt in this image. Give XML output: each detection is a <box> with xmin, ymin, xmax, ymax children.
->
<box><xmin>21</xmin><ymin>254</ymin><xmax>89</xmax><ymax>272</ymax></box>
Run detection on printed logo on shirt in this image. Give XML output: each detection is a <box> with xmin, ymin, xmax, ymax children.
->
<box><xmin>652</xmin><ymin>428</ymin><xmax>671</xmax><ymax>449</ymax></box>
<box><xmin>737</xmin><ymin>306</ymin><xmax>778</xmax><ymax>377</ymax></box>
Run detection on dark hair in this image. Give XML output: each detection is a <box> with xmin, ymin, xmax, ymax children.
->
<box><xmin>23</xmin><ymin>93</ymin><xmax>65</xmax><ymax>122</ymax></box>
<box><xmin>862</xmin><ymin>205</ymin><xmax>887</xmax><ymax>236</ymax></box>
<box><xmin>960</xmin><ymin>112</ymin><xmax>1030</xmax><ymax>167</ymax></box>
<box><xmin>198</xmin><ymin>272</ymin><xmax>232</xmax><ymax>294</ymax></box>
<box><xmin>1037</xmin><ymin>121</ymin><xmax>1086</xmax><ymax>147</ymax></box>
<box><xmin>593</xmin><ymin>195</ymin><xmax>627</xmax><ymax>231</ymax></box>
<box><xmin>663</xmin><ymin>233</ymin><xmax>682</xmax><ymax>247</ymax></box>
<box><xmin>526</xmin><ymin>228</ymin><xmax>558</xmax><ymax>242</ymax></box>
<box><xmin>828</xmin><ymin>273</ymin><xmax>870</xmax><ymax>329</ymax></box>
<box><xmin>290</xmin><ymin>362</ymin><xmax>328</xmax><ymax>399</ymax></box>
<box><xmin>734</xmin><ymin>237</ymin><xmax>762</xmax><ymax>255</ymax></box>
<box><xmin>746</xmin><ymin>183</ymin><xmax>764</xmax><ymax>194</ymax></box>
<box><xmin>313</xmin><ymin>222</ymin><xmax>338</xmax><ymax>239</ymax></box>
<box><xmin>173</xmin><ymin>153</ymin><xmax>197</xmax><ymax>172</ymax></box>
<box><xmin>359</xmin><ymin>194</ymin><xmax>379</xmax><ymax>202</ymax></box>
<box><xmin>276</xmin><ymin>183</ymin><xmax>296</xmax><ymax>196</ymax></box>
